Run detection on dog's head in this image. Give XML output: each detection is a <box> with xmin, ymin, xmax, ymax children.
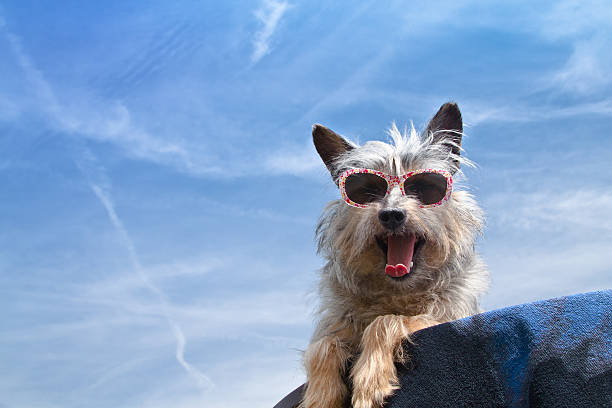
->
<box><xmin>314</xmin><ymin>103</ymin><xmax>484</xmax><ymax>297</ymax></box>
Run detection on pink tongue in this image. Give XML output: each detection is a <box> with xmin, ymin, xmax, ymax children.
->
<box><xmin>385</xmin><ymin>233</ymin><xmax>416</xmax><ymax>278</ymax></box>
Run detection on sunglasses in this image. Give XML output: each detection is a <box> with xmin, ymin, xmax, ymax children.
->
<box><xmin>338</xmin><ymin>168</ymin><xmax>453</xmax><ymax>209</ymax></box>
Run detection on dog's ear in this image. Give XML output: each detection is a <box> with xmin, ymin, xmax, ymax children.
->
<box><xmin>425</xmin><ymin>102</ymin><xmax>462</xmax><ymax>170</ymax></box>
<box><xmin>312</xmin><ymin>124</ymin><xmax>353</xmax><ymax>178</ymax></box>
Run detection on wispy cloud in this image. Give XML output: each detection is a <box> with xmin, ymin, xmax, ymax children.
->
<box><xmin>251</xmin><ymin>0</ymin><xmax>290</xmax><ymax>64</ymax></box>
<box><xmin>551</xmin><ymin>36</ymin><xmax>612</xmax><ymax>94</ymax></box>
<box><xmin>538</xmin><ymin>0</ymin><xmax>612</xmax><ymax>94</ymax></box>
<box><xmin>1</xmin><ymin>266</ymin><xmax>312</xmax><ymax>343</ymax></box>
<box><xmin>483</xmin><ymin>240</ymin><xmax>612</xmax><ymax>309</ymax></box>
<box><xmin>263</xmin><ymin>142</ymin><xmax>321</xmax><ymax>176</ymax></box>
<box><xmin>462</xmin><ymin>98</ymin><xmax>612</xmax><ymax>126</ymax></box>
<box><xmin>391</xmin><ymin>1</ymin><xmax>612</xmax><ymax>97</ymax></box>
<box><xmin>2</xmin><ymin>14</ymin><xmax>315</xmax><ymax>181</ymax></box>
<box><xmin>482</xmin><ymin>186</ymin><xmax>612</xmax><ymax>309</ymax></box>
<box><xmin>1</xmin><ymin>21</ymin><xmax>194</xmax><ymax>172</ymax></box>
<box><xmin>77</xmin><ymin>151</ymin><xmax>213</xmax><ymax>394</ymax></box>
<box><xmin>486</xmin><ymin>189</ymin><xmax>612</xmax><ymax>233</ymax></box>
<box><xmin>266</xmin><ymin>94</ymin><xmax>612</xmax><ymax>171</ymax></box>
<box><xmin>0</xmin><ymin>95</ymin><xmax>20</xmax><ymax>121</ymax></box>
<box><xmin>538</xmin><ymin>0</ymin><xmax>612</xmax><ymax>42</ymax></box>
<box><xmin>129</xmin><ymin>355</ymin><xmax>305</xmax><ymax>408</ymax></box>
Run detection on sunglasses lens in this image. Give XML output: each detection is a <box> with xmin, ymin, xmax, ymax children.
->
<box><xmin>403</xmin><ymin>173</ymin><xmax>447</xmax><ymax>205</ymax></box>
<box><xmin>344</xmin><ymin>173</ymin><xmax>388</xmax><ymax>205</ymax></box>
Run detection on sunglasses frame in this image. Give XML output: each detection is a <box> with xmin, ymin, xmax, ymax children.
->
<box><xmin>338</xmin><ymin>168</ymin><xmax>453</xmax><ymax>209</ymax></box>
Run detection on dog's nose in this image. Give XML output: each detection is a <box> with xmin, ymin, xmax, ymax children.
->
<box><xmin>378</xmin><ymin>208</ymin><xmax>406</xmax><ymax>230</ymax></box>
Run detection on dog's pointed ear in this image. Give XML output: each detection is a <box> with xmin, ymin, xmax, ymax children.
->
<box><xmin>425</xmin><ymin>102</ymin><xmax>463</xmax><ymax>171</ymax></box>
<box><xmin>312</xmin><ymin>124</ymin><xmax>353</xmax><ymax>178</ymax></box>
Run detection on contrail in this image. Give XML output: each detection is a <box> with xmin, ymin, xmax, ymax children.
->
<box><xmin>89</xmin><ymin>180</ymin><xmax>213</xmax><ymax>392</ymax></box>
<box><xmin>3</xmin><ymin>12</ymin><xmax>212</xmax><ymax>393</ymax></box>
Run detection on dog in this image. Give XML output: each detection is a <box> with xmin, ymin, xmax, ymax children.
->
<box><xmin>301</xmin><ymin>103</ymin><xmax>489</xmax><ymax>408</ymax></box>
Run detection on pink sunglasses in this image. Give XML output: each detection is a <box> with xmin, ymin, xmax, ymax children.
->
<box><xmin>338</xmin><ymin>168</ymin><xmax>453</xmax><ymax>209</ymax></box>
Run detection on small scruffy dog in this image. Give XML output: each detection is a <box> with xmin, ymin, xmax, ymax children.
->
<box><xmin>302</xmin><ymin>103</ymin><xmax>489</xmax><ymax>408</ymax></box>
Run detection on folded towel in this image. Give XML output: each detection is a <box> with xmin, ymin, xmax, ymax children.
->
<box><xmin>273</xmin><ymin>290</ymin><xmax>612</xmax><ymax>408</ymax></box>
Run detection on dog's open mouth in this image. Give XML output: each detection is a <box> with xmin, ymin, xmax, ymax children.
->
<box><xmin>376</xmin><ymin>233</ymin><xmax>424</xmax><ymax>278</ymax></box>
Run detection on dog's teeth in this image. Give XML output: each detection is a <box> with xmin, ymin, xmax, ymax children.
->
<box><xmin>410</xmin><ymin>261</ymin><xmax>414</xmax><ymax>268</ymax></box>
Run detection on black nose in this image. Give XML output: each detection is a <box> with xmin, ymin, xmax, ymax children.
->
<box><xmin>378</xmin><ymin>208</ymin><xmax>406</xmax><ymax>230</ymax></box>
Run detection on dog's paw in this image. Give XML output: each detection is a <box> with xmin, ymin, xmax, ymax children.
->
<box><xmin>351</xmin><ymin>354</ymin><xmax>398</xmax><ymax>408</ymax></box>
<box><xmin>302</xmin><ymin>334</ymin><xmax>351</xmax><ymax>408</ymax></box>
<box><xmin>349</xmin><ymin>314</ymin><xmax>417</xmax><ymax>408</ymax></box>
<box><xmin>300</xmin><ymin>381</ymin><xmax>347</xmax><ymax>408</ymax></box>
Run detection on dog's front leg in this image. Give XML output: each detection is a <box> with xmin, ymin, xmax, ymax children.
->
<box><xmin>301</xmin><ymin>333</ymin><xmax>352</xmax><ymax>408</ymax></box>
<box><xmin>350</xmin><ymin>314</ymin><xmax>439</xmax><ymax>408</ymax></box>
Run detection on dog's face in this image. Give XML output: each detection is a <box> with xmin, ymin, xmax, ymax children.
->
<box><xmin>314</xmin><ymin>103</ymin><xmax>484</xmax><ymax>298</ymax></box>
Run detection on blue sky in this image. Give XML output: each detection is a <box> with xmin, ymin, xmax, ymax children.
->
<box><xmin>1</xmin><ymin>1</ymin><xmax>611</xmax><ymax>407</ymax></box>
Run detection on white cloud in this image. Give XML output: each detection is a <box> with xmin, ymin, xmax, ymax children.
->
<box><xmin>0</xmin><ymin>265</ymin><xmax>313</xmax><ymax>343</ymax></box>
<box><xmin>0</xmin><ymin>95</ymin><xmax>20</xmax><ymax>121</ymax></box>
<box><xmin>1</xmin><ymin>22</ymin><xmax>199</xmax><ymax>174</ymax></box>
<box><xmin>486</xmin><ymin>189</ymin><xmax>612</xmax><ymax>233</ymax></box>
<box><xmin>551</xmin><ymin>36</ymin><xmax>612</xmax><ymax>94</ymax></box>
<box><xmin>483</xmin><ymin>240</ymin><xmax>612</xmax><ymax>310</ymax></box>
<box><xmin>2</xmin><ymin>18</ymin><xmax>325</xmax><ymax>181</ymax></box>
<box><xmin>481</xmin><ymin>187</ymin><xmax>612</xmax><ymax>309</ymax></box>
<box><xmin>132</xmin><ymin>356</ymin><xmax>305</xmax><ymax>408</ymax></box>
<box><xmin>539</xmin><ymin>0</ymin><xmax>612</xmax><ymax>94</ymax></box>
<box><xmin>251</xmin><ymin>0</ymin><xmax>291</xmax><ymax>64</ymax></box>
<box><xmin>263</xmin><ymin>142</ymin><xmax>322</xmax><ymax>176</ymax></box>
<box><xmin>0</xmin><ymin>261</ymin><xmax>312</xmax><ymax>407</ymax></box>
<box><xmin>78</xmin><ymin>150</ymin><xmax>214</xmax><ymax>394</ymax></box>
<box><xmin>538</xmin><ymin>0</ymin><xmax>612</xmax><ymax>41</ymax></box>
<box><xmin>462</xmin><ymin>98</ymin><xmax>612</xmax><ymax>126</ymax></box>
<box><xmin>390</xmin><ymin>0</ymin><xmax>612</xmax><ymax>96</ymax></box>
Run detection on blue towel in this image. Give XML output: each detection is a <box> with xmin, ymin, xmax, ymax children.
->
<box><xmin>273</xmin><ymin>290</ymin><xmax>612</xmax><ymax>408</ymax></box>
